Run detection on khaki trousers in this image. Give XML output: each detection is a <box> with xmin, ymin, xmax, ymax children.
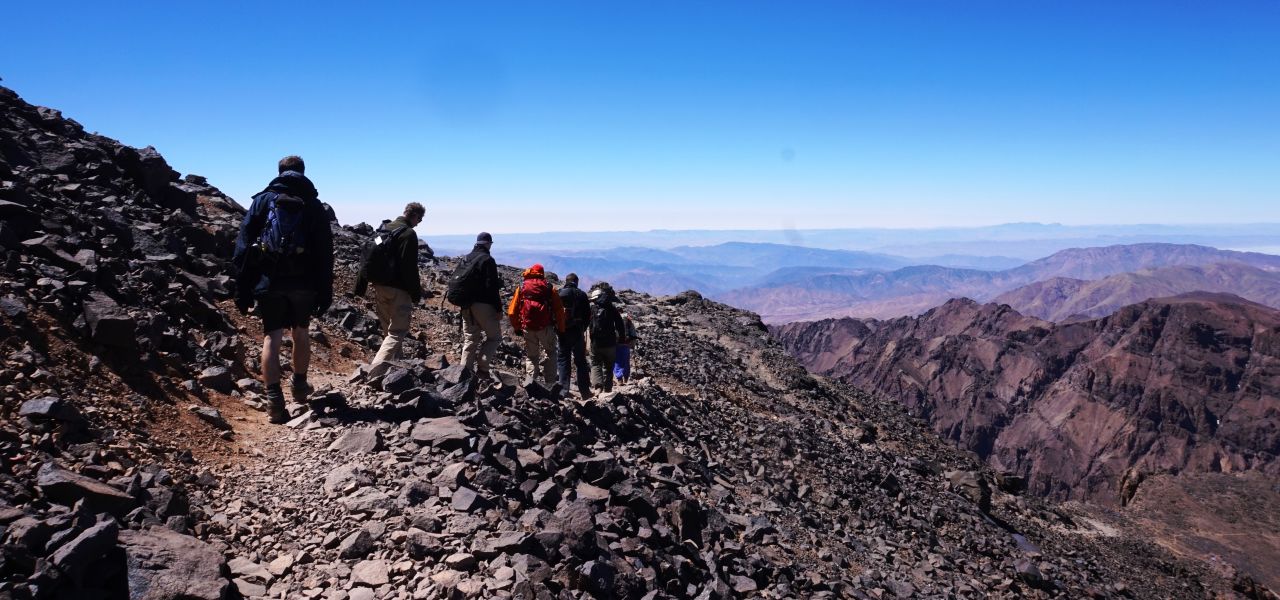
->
<box><xmin>461</xmin><ymin>303</ymin><xmax>502</xmax><ymax>375</ymax></box>
<box><xmin>369</xmin><ymin>285</ymin><xmax>412</xmax><ymax>377</ymax></box>
<box><xmin>522</xmin><ymin>327</ymin><xmax>558</xmax><ymax>385</ymax></box>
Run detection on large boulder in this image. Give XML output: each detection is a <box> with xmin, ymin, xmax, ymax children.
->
<box><xmin>36</xmin><ymin>462</ymin><xmax>137</xmax><ymax>517</ymax></box>
<box><xmin>82</xmin><ymin>292</ymin><xmax>137</xmax><ymax>349</ymax></box>
<box><xmin>120</xmin><ymin>526</ymin><xmax>234</xmax><ymax>600</ymax></box>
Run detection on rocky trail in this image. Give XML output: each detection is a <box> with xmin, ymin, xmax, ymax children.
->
<box><xmin>2</xmin><ymin>84</ymin><xmax>1274</xmax><ymax>599</ymax></box>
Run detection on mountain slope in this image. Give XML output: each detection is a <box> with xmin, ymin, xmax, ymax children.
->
<box><xmin>996</xmin><ymin>262</ymin><xmax>1280</xmax><ymax>321</ymax></box>
<box><xmin>2</xmin><ymin>84</ymin><xmax>1266</xmax><ymax>598</ymax></box>
<box><xmin>729</xmin><ymin>243</ymin><xmax>1280</xmax><ymax>322</ymax></box>
<box><xmin>774</xmin><ymin>293</ymin><xmax>1280</xmax><ymax>505</ymax></box>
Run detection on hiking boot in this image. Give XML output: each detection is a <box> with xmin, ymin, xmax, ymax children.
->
<box><xmin>265</xmin><ymin>385</ymin><xmax>288</xmax><ymax>424</ymax></box>
<box><xmin>290</xmin><ymin>374</ymin><xmax>314</xmax><ymax>403</ymax></box>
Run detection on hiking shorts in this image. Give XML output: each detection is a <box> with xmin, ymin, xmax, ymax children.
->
<box><xmin>257</xmin><ymin>289</ymin><xmax>316</xmax><ymax>334</ymax></box>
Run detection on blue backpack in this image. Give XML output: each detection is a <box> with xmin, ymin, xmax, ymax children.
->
<box><xmin>258</xmin><ymin>192</ymin><xmax>309</xmax><ymax>277</ymax></box>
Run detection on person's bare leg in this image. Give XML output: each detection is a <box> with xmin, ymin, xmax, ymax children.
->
<box><xmin>261</xmin><ymin>330</ymin><xmax>284</xmax><ymax>386</ymax></box>
<box><xmin>291</xmin><ymin>325</ymin><xmax>311</xmax><ymax>377</ymax></box>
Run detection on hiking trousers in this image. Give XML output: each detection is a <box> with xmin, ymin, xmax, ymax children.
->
<box><xmin>369</xmin><ymin>285</ymin><xmax>412</xmax><ymax>378</ymax></box>
<box><xmin>461</xmin><ymin>303</ymin><xmax>502</xmax><ymax>375</ymax></box>
<box><xmin>558</xmin><ymin>327</ymin><xmax>591</xmax><ymax>395</ymax></box>
<box><xmin>590</xmin><ymin>344</ymin><xmax>617</xmax><ymax>393</ymax></box>
<box><xmin>521</xmin><ymin>327</ymin><xmax>558</xmax><ymax>386</ymax></box>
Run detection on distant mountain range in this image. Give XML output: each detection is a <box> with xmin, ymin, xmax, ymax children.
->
<box><xmin>773</xmin><ymin>293</ymin><xmax>1280</xmax><ymax>505</ymax></box>
<box><xmin>995</xmin><ymin>262</ymin><xmax>1280</xmax><ymax>321</ymax></box>
<box><xmin>430</xmin><ymin>222</ymin><xmax>1280</xmax><ymax>259</ymax></box>
<box><xmin>722</xmin><ymin>243</ymin><xmax>1280</xmax><ymax>322</ymax></box>
<box><xmin>465</xmin><ymin>242</ymin><xmax>1025</xmax><ymax>297</ymax></box>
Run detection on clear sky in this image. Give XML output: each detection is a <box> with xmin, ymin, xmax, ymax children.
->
<box><xmin>2</xmin><ymin>1</ymin><xmax>1277</xmax><ymax>236</ymax></box>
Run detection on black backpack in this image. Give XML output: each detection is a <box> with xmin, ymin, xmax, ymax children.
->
<box><xmin>560</xmin><ymin>287</ymin><xmax>590</xmax><ymax>330</ymax></box>
<box><xmin>589</xmin><ymin>300</ymin><xmax>620</xmax><ymax>346</ymax></box>
<box><xmin>358</xmin><ymin>224</ymin><xmax>408</xmax><ymax>285</ymax></box>
<box><xmin>257</xmin><ymin>193</ymin><xmax>310</xmax><ymax>278</ymax></box>
<box><xmin>445</xmin><ymin>253</ymin><xmax>486</xmax><ymax>307</ymax></box>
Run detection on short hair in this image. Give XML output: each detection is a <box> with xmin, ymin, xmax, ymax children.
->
<box><xmin>404</xmin><ymin>202</ymin><xmax>426</xmax><ymax>219</ymax></box>
<box><xmin>278</xmin><ymin>155</ymin><xmax>305</xmax><ymax>174</ymax></box>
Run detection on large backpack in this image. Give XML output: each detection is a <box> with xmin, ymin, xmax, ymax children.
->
<box><xmin>589</xmin><ymin>300</ymin><xmax>619</xmax><ymax>346</ymax></box>
<box><xmin>258</xmin><ymin>193</ymin><xmax>309</xmax><ymax>277</ymax></box>
<box><xmin>358</xmin><ymin>224</ymin><xmax>408</xmax><ymax>286</ymax></box>
<box><xmin>445</xmin><ymin>253</ymin><xmax>487</xmax><ymax>307</ymax></box>
<box><xmin>560</xmin><ymin>287</ymin><xmax>590</xmax><ymax>330</ymax></box>
<box><xmin>517</xmin><ymin>278</ymin><xmax>554</xmax><ymax>330</ymax></box>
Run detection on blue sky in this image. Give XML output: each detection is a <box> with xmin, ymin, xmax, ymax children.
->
<box><xmin>2</xmin><ymin>1</ymin><xmax>1278</xmax><ymax>235</ymax></box>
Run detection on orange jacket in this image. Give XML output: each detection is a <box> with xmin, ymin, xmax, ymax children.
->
<box><xmin>507</xmin><ymin>264</ymin><xmax>566</xmax><ymax>333</ymax></box>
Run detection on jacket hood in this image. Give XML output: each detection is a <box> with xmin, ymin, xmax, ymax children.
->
<box><xmin>522</xmin><ymin>264</ymin><xmax>545</xmax><ymax>279</ymax></box>
<box><xmin>471</xmin><ymin>243</ymin><xmax>491</xmax><ymax>254</ymax></box>
<box><xmin>266</xmin><ymin>171</ymin><xmax>318</xmax><ymax>201</ymax></box>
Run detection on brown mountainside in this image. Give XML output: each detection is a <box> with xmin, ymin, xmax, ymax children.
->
<box><xmin>774</xmin><ymin>293</ymin><xmax>1280</xmax><ymax>588</ymax></box>
<box><xmin>726</xmin><ymin>243</ymin><xmax>1280</xmax><ymax>323</ymax></box>
<box><xmin>774</xmin><ymin>293</ymin><xmax>1280</xmax><ymax>505</ymax></box>
<box><xmin>995</xmin><ymin>262</ymin><xmax>1280</xmax><ymax>322</ymax></box>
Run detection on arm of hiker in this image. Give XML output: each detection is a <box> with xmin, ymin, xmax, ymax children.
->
<box><xmin>403</xmin><ymin>230</ymin><xmax>422</xmax><ymax>303</ymax></box>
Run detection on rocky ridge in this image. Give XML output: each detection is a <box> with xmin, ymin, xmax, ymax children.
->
<box><xmin>0</xmin><ymin>85</ymin><xmax>1270</xmax><ymax>599</ymax></box>
<box><xmin>993</xmin><ymin>262</ymin><xmax>1280</xmax><ymax>322</ymax></box>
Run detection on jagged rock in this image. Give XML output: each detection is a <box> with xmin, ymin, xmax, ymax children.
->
<box><xmin>322</xmin><ymin>463</ymin><xmax>372</xmax><ymax>496</ymax></box>
<box><xmin>411</xmin><ymin>417</ymin><xmax>472</xmax><ymax>449</ymax></box>
<box><xmin>197</xmin><ymin>367</ymin><xmax>233</xmax><ymax>394</ymax></box>
<box><xmin>351</xmin><ymin>559</ymin><xmax>389</xmax><ymax>586</ymax></box>
<box><xmin>328</xmin><ymin>427</ymin><xmax>382</xmax><ymax>454</ymax></box>
<box><xmin>19</xmin><ymin>396</ymin><xmax>85</xmax><ymax>426</ymax></box>
<box><xmin>472</xmin><ymin>531</ymin><xmax>529</xmax><ymax>558</ymax></box>
<box><xmin>120</xmin><ymin>527</ymin><xmax>234</xmax><ymax>600</ymax></box>
<box><xmin>341</xmin><ymin>487</ymin><xmax>396</xmax><ymax>514</ymax></box>
<box><xmin>451</xmin><ymin>486</ymin><xmax>488</xmax><ymax>512</ymax></box>
<box><xmin>946</xmin><ymin>470</ymin><xmax>991</xmax><ymax>512</ymax></box>
<box><xmin>37</xmin><ymin>462</ymin><xmax>137</xmax><ymax>517</ymax></box>
<box><xmin>444</xmin><ymin>552</ymin><xmax>477</xmax><ymax>571</ymax></box>
<box><xmin>39</xmin><ymin>516</ymin><xmax>118</xmax><ymax>585</ymax></box>
<box><xmin>82</xmin><ymin>292</ymin><xmax>136</xmax><ymax>348</ymax></box>
<box><xmin>381</xmin><ymin>367</ymin><xmax>414</xmax><ymax>394</ymax></box>
<box><xmin>189</xmin><ymin>406</ymin><xmax>231</xmax><ymax>431</ymax></box>
<box><xmin>338</xmin><ymin>529</ymin><xmax>375</xmax><ymax>559</ymax></box>
<box><xmin>730</xmin><ymin>574</ymin><xmax>759</xmax><ymax>593</ymax></box>
<box><xmin>266</xmin><ymin>553</ymin><xmax>294</xmax><ymax>577</ymax></box>
<box><xmin>227</xmin><ymin>556</ymin><xmax>272</xmax><ymax>584</ymax></box>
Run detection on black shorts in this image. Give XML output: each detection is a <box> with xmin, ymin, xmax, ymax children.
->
<box><xmin>257</xmin><ymin>289</ymin><xmax>316</xmax><ymax>333</ymax></box>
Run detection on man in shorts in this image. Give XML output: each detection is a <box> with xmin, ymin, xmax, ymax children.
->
<box><xmin>233</xmin><ymin>156</ymin><xmax>334</xmax><ymax>423</ymax></box>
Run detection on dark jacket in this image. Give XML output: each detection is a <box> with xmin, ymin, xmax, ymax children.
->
<box><xmin>233</xmin><ymin>171</ymin><xmax>334</xmax><ymax>306</ymax></box>
<box><xmin>356</xmin><ymin>216</ymin><xmax>422</xmax><ymax>302</ymax></box>
<box><xmin>559</xmin><ymin>283</ymin><xmax>590</xmax><ymax>332</ymax></box>
<box><xmin>589</xmin><ymin>294</ymin><xmax>626</xmax><ymax>347</ymax></box>
<box><xmin>463</xmin><ymin>243</ymin><xmax>502</xmax><ymax>309</ymax></box>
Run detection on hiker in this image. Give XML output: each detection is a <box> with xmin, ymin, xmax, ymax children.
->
<box><xmin>232</xmin><ymin>155</ymin><xmax>334</xmax><ymax>423</ymax></box>
<box><xmin>587</xmin><ymin>282</ymin><xmax>627</xmax><ymax>393</ymax></box>
<box><xmin>446</xmin><ymin>232</ymin><xmax>503</xmax><ymax>381</ymax></box>
<box><xmin>353</xmin><ymin>202</ymin><xmax>426</xmax><ymax>379</ymax></box>
<box><xmin>613</xmin><ymin>310</ymin><xmax>639</xmax><ymax>384</ymax></box>
<box><xmin>507</xmin><ymin>263</ymin><xmax>566</xmax><ymax>389</ymax></box>
<box><xmin>557</xmin><ymin>273</ymin><xmax>592</xmax><ymax>398</ymax></box>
